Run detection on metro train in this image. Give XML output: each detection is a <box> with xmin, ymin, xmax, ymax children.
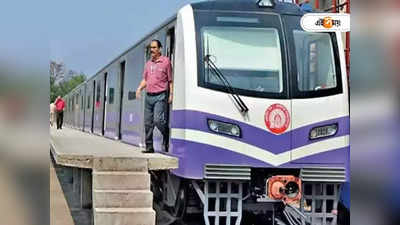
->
<box><xmin>64</xmin><ymin>1</ymin><xmax>349</xmax><ymax>225</ymax></box>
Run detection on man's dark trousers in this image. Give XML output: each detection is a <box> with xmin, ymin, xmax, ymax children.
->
<box><xmin>144</xmin><ymin>91</ymin><xmax>169</xmax><ymax>152</ymax></box>
<box><xmin>57</xmin><ymin>111</ymin><xmax>64</xmax><ymax>129</ymax></box>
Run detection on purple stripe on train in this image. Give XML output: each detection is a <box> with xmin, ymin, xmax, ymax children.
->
<box><xmin>122</xmin><ymin>111</ymin><xmax>142</xmax><ymax>125</ymax></box>
<box><xmin>121</xmin><ymin>130</ymin><xmax>142</xmax><ymax>146</ymax></box>
<box><xmin>104</xmin><ymin>127</ymin><xmax>116</xmax><ymax>139</ymax></box>
<box><xmin>171</xmin><ymin>110</ymin><xmax>349</xmax><ymax>154</ymax></box>
<box><xmin>168</xmin><ymin>139</ymin><xmax>349</xmax><ymax>180</ymax></box>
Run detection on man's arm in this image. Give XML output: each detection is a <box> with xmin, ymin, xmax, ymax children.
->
<box><xmin>168</xmin><ymin>82</ymin><xmax>173</xmax><ymax>104</ymax></box>
<box><xmin>136</xmin><ymin>79</ymin><xmax>146</xmax><ymax>99</ymax></box>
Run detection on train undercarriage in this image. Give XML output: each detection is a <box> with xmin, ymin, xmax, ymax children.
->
<box><xmin>152</xmin><ymin>166</ymin><xmax>347</xmax><ymax>225</ymax></box>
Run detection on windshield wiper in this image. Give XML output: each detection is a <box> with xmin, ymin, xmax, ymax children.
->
<box><xmin>204</xmin><ymin>54</ymin><xmax>249</xmax><ymax>113</ymax></box>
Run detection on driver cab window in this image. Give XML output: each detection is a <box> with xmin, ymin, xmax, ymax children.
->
<box><xmin>293</xmin><ymin>31</ymin><xmax>337</xmax><ymax>91</ymax></box>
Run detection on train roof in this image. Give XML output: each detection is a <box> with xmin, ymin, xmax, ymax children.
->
<box><xmin>191</xmin><ymin>0</ymin><xmax>304</xmax><ymax>16</ymax></box>
<box><xmin>83</xmin><ymin>0</ymin><xmax>303</xmax><ymax>87</ymax></box>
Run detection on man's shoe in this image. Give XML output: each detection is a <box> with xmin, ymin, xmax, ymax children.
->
<box><xmin>142</xmin><ymin>147</ymin><xmax>154</xmax><ymax>153</ymax></box>
<box><xmin>162</xmin><ymin>145</ymin><xmax>169</xmax><ymax>152</ymax></box>
<box><xmin>142</xmin><ymin>150</ymin><xmax>154</xmax><ymax>153</ymax></box>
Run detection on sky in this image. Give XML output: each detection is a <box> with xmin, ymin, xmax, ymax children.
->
<box><xmin>49</xmin><ymin>0</ymin><xmax>199</xmax><ymax>77</ymax></box>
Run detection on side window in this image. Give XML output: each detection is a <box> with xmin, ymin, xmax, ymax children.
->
<box><xmin>75</xmin><ymin>94</ymin><xmax>79</xmax><ymax>110</ymax></box>
<box><xmin>145</xmin><ymin>43</ymin><xmax>151</xmax><ymax>62</ymax></box>
<box><xmin>128</xmin><ymin>91</ymin><xmax>136</xmax><ymax>100</ymax></box>
<box><xmin>109</xmin><ymin>88</ymin><xmax>114</xmax><ymax>104</ymax></box>
<box><xmin>96</xmin><ymin>81</ymin><xmax>101</xmax><ymax>108</ymax></box>
<box><xmin>72</xmin><ymin>96</ymin><xmax>75</xmax><ymax>112</ymax></box>
<box><xmin>81</xmin><ymin>95</ymin><xmax>84</xmax><ymax>111</ymax></box>
<box><xmin>87</xmin><ymin>95</ymin><xmax>91</xmax><ymax>109</ymax></box>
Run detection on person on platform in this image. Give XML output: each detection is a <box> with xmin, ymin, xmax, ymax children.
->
<box><xmin>55</xmin><ymin>96</ymin><xmax>66</xmax><ymax>130</ymax></box>
<box><xmin>136</xmin><ymin>39</ymin><xmax>173</xmax><ymax>153</ymax></box>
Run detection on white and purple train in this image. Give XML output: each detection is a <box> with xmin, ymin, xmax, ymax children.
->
<box><xmin>64</xmin><ymin>1</ymin><xmax>349</xmax><ymax>225</ymax></box>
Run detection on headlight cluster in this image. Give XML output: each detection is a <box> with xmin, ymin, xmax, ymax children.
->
<box><xmin>207</xmin><ymin>119</ymin><xmax>241</xmax><ymax>137</ymax></box>
<box><xmin>309</xmin><ymin>124</ymin><xmax>338</xmax><ymax>140</ymax></box>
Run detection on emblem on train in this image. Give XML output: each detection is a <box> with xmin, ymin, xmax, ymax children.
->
<box><xmin>264</xmin><ymin>104</ymin><xmax>290</xmax><ymax>134</ymax></box>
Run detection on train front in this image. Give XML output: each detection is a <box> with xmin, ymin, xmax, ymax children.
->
<box><xmin>169</xmin><ymin>1</ymin><xmax>349</xmax><ymax>224</ymax></box>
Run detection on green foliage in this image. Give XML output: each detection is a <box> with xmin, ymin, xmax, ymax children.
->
<box><xmin>50</xmin><ymin>74</ymin><xmax>86</xmax><ymax>103</ymax></box>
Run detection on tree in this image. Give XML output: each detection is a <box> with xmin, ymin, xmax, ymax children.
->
<box><xmin>50</xmin><ymin>74</ymin><xmax>86</xmax><ymax>103</ymax></box>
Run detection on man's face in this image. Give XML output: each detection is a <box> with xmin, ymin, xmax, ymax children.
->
<box><xmin>150</xmin><ymin>41</ymin><xmax>161</xmax><ymax>59</ymax></box>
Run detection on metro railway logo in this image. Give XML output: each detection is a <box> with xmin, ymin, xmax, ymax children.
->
<box><xmin>265</xmin><ymin>104</ymin><xmax>290</xmax><ymax>135</ymax></box>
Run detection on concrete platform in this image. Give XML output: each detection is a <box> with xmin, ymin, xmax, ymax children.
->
<box><xmin>50</xmin><ymin>126</ymin><xmax>178</xmax><ymax>170</ymax></box>
<box><xmin>50</xmin><ymin>126</ymin><xmax>179</xmax><ymax>225</ymax></box>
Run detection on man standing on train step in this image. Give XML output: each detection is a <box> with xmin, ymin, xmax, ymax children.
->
<box><xmin>136</xmin><ymin>39</ymin><xmax>173</xmax><ymax>153</ymax></box>
<box><xmin>55</xmin><ymin>96</ymin><xmax>66</xmax><ymax>130</ymax></box>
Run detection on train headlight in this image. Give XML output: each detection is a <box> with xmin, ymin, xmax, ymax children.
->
<box><xmin>207</xmin><ymin>119</ymin><xmax>241</xmax><ymax>137</ymax></box>
<box><xmin>230</xmin><ymin>126</ymin><xmax>240</xmax><ymax>136</ymax></box>
<box><xmin>257</xmin><ymin>0</ymin><xmax>275</xmax><ymax>8</ymax></box>
<box><xmin>309</xmin><ymin>124</ymin><xmax>338</xmax><ymax>140</ymax></box>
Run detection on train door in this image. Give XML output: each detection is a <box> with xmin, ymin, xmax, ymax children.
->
<box><xmin>91</xmin><ymin>80</ymin><xmax>96</xmax><ymax>133</ymax></box>
<box><xmin>117</xmin><ymin>61</ymin><xmax>126</xmax><ymax>140</ymax></box>
<box><xmin>282</xmin><ymin>15</ymin><xmax>349</xmax><ymax>164</ymax></box>
<box><xmin>69</xmin><ymin>96</ymin><xmax>72</xmax><ymax>126</ymax></box>
<box><xmin>102</xmin><ymin>72</ymin><xmax>108</xmax><ymax>136</ymax></box>
<box><xmin>166</xmin><ymin>27</ymin><xmax>175</xmax><ymax>152</ymax></box>
<box><xmin>84</xmin><ymin>82</ymin><xmax>92</xmax><ymax>132</ymax></box>
<box><xmin>93</xmin><ymin>76</ymin><xmax>105</xmax><ymax>135</ymax></box>
<box><xmin>71</xmin><ymin>93</ymin><xmax>75</xmax><ymax>127</ymax></box>
<box><xmin>78</xmin><ymin>89</ymin><xmax>81</xmax><ymax>129</ymax></box>
<box><xmin>80</xmin><ymin>87</ymin><xmax>85</xmax><ymax>130</ymax></box>
<box><xmin>75</xmin><ymin>93</ymin><xmax>79</xmax><ymax>128</ymax></box>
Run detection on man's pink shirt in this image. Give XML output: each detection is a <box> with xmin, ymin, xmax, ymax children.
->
<box><xmin>143</xmin><ymin>56</ymin><xmax>172</xmax><ymax>93</ymax></box>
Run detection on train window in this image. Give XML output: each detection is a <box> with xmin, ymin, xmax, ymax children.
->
<box><xmin>145</xmin><ymin>44</ymin><xmax>151</xmax><ymax>62</ymax></box>
<box><xmin>81</xmin><ymin>95</ymin><xmax>84</xmax><ymax>111</ymax></box>
<box><xmin>202</xmin><ymin>26</ymin><xmax>283</xmax><ymax>93</ymax></box>
<box><xmin>72</xmin><ymin>97</ymin><xmax>75</xmax><ymax>112</ymax></box>
<box><xmin>76</xmin><ymin>94</ymin><xmax>79</xmax><ymax>110</ymax></box>
<box><xmin>128</xmin><ymin>91</ymin><xmax>136</xmax><ymax>100</ymax></box>
<box><xmin>96</xmin><ymin>81</ymin><xmax>101</xmax><ymax>107</ymax></box>
<box><xmin>109</xmin><ymin>88</ymin><xmax>114</xmax><ymax>104</ymax></box>
<box><xmin>87</xmin><ymin>95</ymin><xmax>91</xmax><ymax>109</ymax></box>
<box><xmin>293</xmin><ymin>31</ymin><xmax>337</xmax><ymax>92</ymax></box>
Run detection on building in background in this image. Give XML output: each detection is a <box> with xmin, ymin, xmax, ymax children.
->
<box><xmin>50</xmin><ymin>60</ymin><xmax>83</xmax><ymax>85</ymax></box>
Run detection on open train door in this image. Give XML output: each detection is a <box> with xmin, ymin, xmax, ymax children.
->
<box><xmin>117</xmin><ymin>61</ymin><xmax>126</xmax><ymax>140</ymax></box>
<box><xmin>102</xmin><ymin>72</ymin><xmax>108</xmax><ymax>136</ymax></box>
<box><xmin>165</xmin><ymin>26</ymin><xmax>175</xmax><ymax>152</ymax></box>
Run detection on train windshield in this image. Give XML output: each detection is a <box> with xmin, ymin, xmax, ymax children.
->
<box><xmin>293</xmin><ymin>31</ymin><xmax>337</xmax><ymax>91</ymax></box>
<box><xmin>202</xmin><ymin>26</ymin><xmax>283</xmax><ymax>93</ymax></box>
<box><xmin>195</xmin><ymin>11</ymin><xmax>288</xmax><ymax>99</ymax></box>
